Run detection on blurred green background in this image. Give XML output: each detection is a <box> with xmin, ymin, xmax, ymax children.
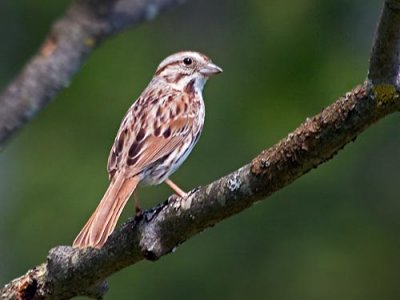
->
<box><xmin>1</xmin><ymin>0</ymin><xmax>400</xmax><ymax>299</ymax></box>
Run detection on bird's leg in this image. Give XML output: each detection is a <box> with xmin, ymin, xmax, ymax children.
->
<box><xmin>134</xmin><ymin>189</ymin><xmax>141</xmax><ymax>215</ymax></box>
<box><xmin>165</xmin><ymin>179</ymin><xmax>187</xmax><ymax>198</ymax></box>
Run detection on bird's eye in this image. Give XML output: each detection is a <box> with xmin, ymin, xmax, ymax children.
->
<box><xmin>183</xmin><ymin>57</ymin><xmax>193</xmax><ymax>66</ymax></box>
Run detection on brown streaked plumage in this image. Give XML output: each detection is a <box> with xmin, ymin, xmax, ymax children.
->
<box><xmin>73</xmin><ymin>51</ymin><xmax>222</xmax><ymax>249</ymax></box>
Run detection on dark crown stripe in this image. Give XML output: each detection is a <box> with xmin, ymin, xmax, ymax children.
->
<box><xmin>155</xmin><ymin>61</ymin><xmax>181</xmax><ymax>76</ymax></box>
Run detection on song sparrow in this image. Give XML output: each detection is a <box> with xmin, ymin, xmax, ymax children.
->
<box><xmin>73</xmin><ymin>51</ymin><xmax>222</xmax><ymax>249</ymax></box>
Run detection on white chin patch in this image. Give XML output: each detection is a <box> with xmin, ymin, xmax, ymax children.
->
<box><xmin>195</xmin><ymin>77</ymin><xmax>207</xmax><ymax>91</ymax></box>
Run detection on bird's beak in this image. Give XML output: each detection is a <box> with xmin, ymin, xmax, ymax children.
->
<box><xmin>200</xmin><ymin>62</ymin><xmax>223</xmax><ymax>76</ymax></box>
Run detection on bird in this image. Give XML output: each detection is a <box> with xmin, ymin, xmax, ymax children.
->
<box><xmin>73</xmin><ymin>51</ymin><xmax>222</xmax><ymax>249</ymax></box>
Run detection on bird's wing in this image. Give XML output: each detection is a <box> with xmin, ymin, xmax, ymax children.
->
<box><xmin>107</xmin><ymin>91</ymin><xmax>198</xmax><ymax>179</ymax></box>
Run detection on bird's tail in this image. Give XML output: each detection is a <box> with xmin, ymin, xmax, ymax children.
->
<box><xmin>73</xmin><ymin>174</ymin><xmax>139</xmax><ymax>249</ymax></box>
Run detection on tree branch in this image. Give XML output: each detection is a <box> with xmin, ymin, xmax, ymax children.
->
<box><xmin>369</xmin><ymin>0</ymin><xmax>400</xmax><ymax>85</ymax></box>
<box><xmin>2</xmin><ymin>0</ymin><xmax>400</xmax><ymax>299</ymax></box>
<box><xmin>0</xmin><ymin>0</ymin><xmax>187</xmax><ymax>148</ymax></box>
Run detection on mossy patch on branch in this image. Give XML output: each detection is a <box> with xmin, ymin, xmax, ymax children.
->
<box><xmin>373</xmin><ymin>83</ymin><xmax>399</xmax><ymax>106</ymax></box>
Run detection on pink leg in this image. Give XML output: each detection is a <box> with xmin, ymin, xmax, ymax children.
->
<box><xmin>134</xmin><ymin>189</ymin><xmax>141</xmax><ymax>215</ymax></box>
<box><xmin>165</xmin><ymin>179</ymin><xmax>187</xmax><ymax>198</ymax></box>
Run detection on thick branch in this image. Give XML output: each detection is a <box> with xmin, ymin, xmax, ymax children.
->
<box><xmin>2</xmin><ymin>0</ymin><xmax>400</xmax><ymax>299</ymax></box>
<box><xmin>0</xmin><ymin>0</ymin><xmax>187</xmax><ymax>147</ymax></box>
<box><xmin>2</xmin><ymin>82</ymin><xmax>400</xmax><ymax>299</ymax></box>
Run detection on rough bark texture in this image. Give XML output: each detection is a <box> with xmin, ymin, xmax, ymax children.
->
<box><xmin>0</xmin><ymin>0</ymin><xmax>187</xmax><ymax>148</ymax></box>
<box><xmin>2</xmin><ymin>0</ymin><xmax>400</xmax><ymax>299</ymax></box>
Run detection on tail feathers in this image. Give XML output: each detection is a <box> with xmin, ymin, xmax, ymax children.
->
<box><xmin>73</xmin><ymin>175</ymin><xmax>139</xmax><ymax>249</ymax></box>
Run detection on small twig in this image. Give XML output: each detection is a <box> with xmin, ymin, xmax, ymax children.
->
<box><xmin>369</xmin><ymin>0</ymin><xmax>400</xmax><ymax>85</ymax></box>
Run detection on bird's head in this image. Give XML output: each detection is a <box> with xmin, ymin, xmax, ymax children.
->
<box><xmin>154</xmin><ymin>51</ymin><xmax>222</xmax><ymax>91</ymax></box>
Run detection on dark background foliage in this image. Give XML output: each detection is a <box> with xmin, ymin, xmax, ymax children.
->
<box><xmin>1</xmin><ymin>0</ymin><xmax>400</xmax><ymax>299</ymax></box>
